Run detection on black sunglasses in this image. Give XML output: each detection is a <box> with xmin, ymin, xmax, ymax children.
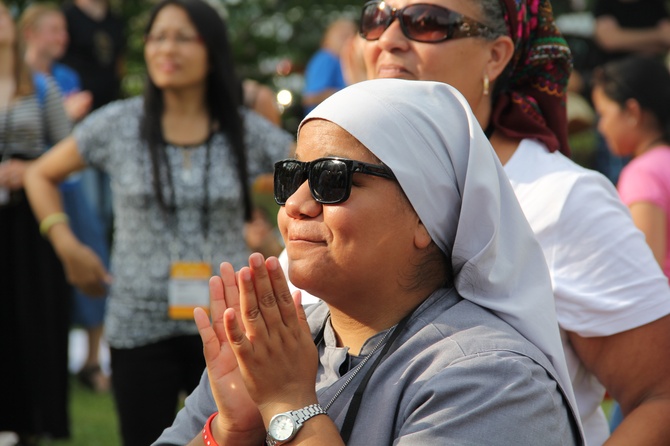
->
<box><xmin>274</xmin><ymin>157</ymin><xmax>396</xmax><ymax>205</ymax></box>
<box><xmin>360</xmin><ymin>1</ymin><xmax>493</xmax><ymax>43</ymax></box>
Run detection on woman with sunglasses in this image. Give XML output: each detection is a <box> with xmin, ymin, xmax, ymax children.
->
<box><xmin>358</xmin><ymin>0</ymin><xmax>670</xmax><ymax>444</ymax></box>
<box><xmin>155</xmin><ymin>79</ymin><xmax>583</xmax><ymax>445</ymax></box>
<box><xmin>24</xmin><ymin>0</ymin><xmax>292</xmax><ymax>444</ymax></box>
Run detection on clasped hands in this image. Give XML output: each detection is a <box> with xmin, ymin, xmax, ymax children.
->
<box><xmin>193</xmin><ymin>253</ymin><xmax>319</xmax><ymax>445</ymax></box>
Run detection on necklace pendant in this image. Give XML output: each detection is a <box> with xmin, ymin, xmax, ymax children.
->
<box><xmin>181</xmin><ymin>168</ymin><xmax>193</xmax><ymax>183</ymax></box>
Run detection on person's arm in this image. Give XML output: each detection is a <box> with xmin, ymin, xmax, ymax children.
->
<box><xmin>63</xmin><ymin>91</ymin><xmax>93</xmax><ymax>122</ymax></box>
<box><xmin>551</xmin><ymin>173</ymin><xmax>670</xmax><ymax>444</ymax></box>
<box><xmin>568</xmin><ymin>314</ymin><xmax>670</xmax><ymax>445</ymax></box>
<box><xmin>628</xmin><ymin>202</ymin><xmax>667</xmax><ymax>268</ymax></box>
<box><xmin>594</xmin><ymin>16</ymin><xmax>670</xmax><ymax>54</ymax></box>
<box><xmin>24</xmin><ymin>136</ymin><xmax>111</xmax><ymax>296</ymax></box>
<box><xmin>244</xmin><ymin>81</ymin><xmax>282</xmax><ymax>127</ymax></box>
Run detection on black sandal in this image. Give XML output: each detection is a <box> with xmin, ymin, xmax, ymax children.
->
<box><xmin>76</xmin><ymin>365</ymin><xmax>110</xmax><ymax>393</ymax></box>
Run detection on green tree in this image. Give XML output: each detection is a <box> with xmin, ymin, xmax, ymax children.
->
<box><xmin>7</xmin><ymin>0</ymin><xmax>363</xmax><ymax>128</ymax></box>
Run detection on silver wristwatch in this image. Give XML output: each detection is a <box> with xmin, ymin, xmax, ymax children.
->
<box><xmin>265</xmin><ymin>403</ymin><xmax>327</xmax><ymax>445</ymax></box>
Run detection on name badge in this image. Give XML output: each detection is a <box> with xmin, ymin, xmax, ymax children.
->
<box><xmin>168</xmin><ymin>261</ymin><xmax>211</xmax><ymax>320</ymax></box>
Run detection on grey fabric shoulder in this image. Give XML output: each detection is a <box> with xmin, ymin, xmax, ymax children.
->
<box><xmin>315</xmin><ymin>290</ymin><xmax>582</xmax><ymax>445</ymax></box>
<box><xmin>154</xmin><ymin>291</ymin><xmax>582</xmax><ymax>445</ymax></box>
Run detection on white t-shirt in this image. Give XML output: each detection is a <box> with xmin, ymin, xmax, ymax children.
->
<box><xmin>505</xmin><ymin>139</ymin><xmax>670</xmax><ymax>445</ymax></box>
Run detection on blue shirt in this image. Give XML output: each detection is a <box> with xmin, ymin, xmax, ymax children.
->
<box><xmin>51</xmin><ymin>63</ymin><xmax>82</xmax><ymax>96</ymax></box>
<box><xmin>303</xmin><ymin>49</ymin><xmax>347</xmax><ymax>114</ymax></box>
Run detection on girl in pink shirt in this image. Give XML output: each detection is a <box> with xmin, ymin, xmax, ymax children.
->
<box><xmin>592</xmin><ymin>55</ymin><xmax>670</xmax><ymax>280</ymax></box>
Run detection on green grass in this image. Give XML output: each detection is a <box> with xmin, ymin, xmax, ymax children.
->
<box><xmin>51</xmin><ymin>376</ymin><xmax>120</xmax><ymax>446</ymax></box>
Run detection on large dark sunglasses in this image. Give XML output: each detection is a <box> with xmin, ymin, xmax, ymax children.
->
<box><xmin>360</xmin><ymin>1</ymin><xmax>493</xmax><ymax>43</ymax></box>
<box><xmin>274</xmin><ymin>157</ymin><xmax>396</xmax><ymax>205</ymax></box>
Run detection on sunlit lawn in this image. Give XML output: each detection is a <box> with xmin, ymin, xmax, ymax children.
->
<box><xmin>51</xmin><ymin>376</ymin><xmax>120</xmax><ymax>446</ymax></box>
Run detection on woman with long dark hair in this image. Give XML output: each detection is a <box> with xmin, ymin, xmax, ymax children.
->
<box><xmin>24</xmin><ymin>1</ymin><xmax>292</xmax><ymax>444</ymax></box>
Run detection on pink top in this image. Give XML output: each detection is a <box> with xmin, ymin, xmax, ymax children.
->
<box><xmin>618</xmin><ymin>146</ymin><xmax>670</xmax><ymax>279</ymax></box>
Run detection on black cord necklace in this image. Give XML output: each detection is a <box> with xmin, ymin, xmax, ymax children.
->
<box><xmin>313</xmin><ymin>306</ymin><xmax>417</xmax><ymax>443</ymax></box>
<box><xmin>163</xmin><ymin>132</ymin><xmax>213</xmax><ymax>237</ymax></box>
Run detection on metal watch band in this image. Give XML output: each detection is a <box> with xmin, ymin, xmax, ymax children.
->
<box><xmin>290</xmin><ymin>403</ymin><xmax>327</xmax><ymax>425</ymax></box>
<box><xmin>265</xmin><ymin>403</ymin><xmax>327</xmax><ymax>445</ymax></box>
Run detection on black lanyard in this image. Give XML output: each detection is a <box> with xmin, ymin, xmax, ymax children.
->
<box><xmin>314</xmin><ymin>307</ymin><xmax>417</xmax><ymax>443</ymax></box>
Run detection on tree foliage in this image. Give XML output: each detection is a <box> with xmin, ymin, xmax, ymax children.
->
<box><xmin>6</xmin><ymin>0</ymin><xmax>362</xmax><ymax>127</ymax></box>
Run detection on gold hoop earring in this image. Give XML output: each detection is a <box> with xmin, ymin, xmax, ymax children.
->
<box><xmin>483</xmin><ymin>74</ymin><xmax>490</xmax><ymax>96</ymax></box>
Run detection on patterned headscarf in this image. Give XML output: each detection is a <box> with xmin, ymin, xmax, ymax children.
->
<box><xmin>491</xmin><ymin>0</ymin><xmax>572</xmax><ymax>155</ymax></box>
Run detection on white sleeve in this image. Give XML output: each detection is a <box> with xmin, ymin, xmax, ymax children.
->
<box><xmin>551</xmin><ymin>172</ymin><xmax>670</xmax><ymax>336</ymax></box>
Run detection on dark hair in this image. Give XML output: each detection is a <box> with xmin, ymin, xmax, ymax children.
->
<box><xmin>400</xmin><ymin>242</ymin><xmax>453</xmax><ymax>293</ymax></box>
<box><xmin>140</xmin><ymin>0</ymin><xmax>252</xmax><ymax>220</ymax></box>
<box><xmin>592</xmin><ymin>55</ymin><xmax>670</xmax><ymax>142</ymax></box>
<box><xmin>390</xmin><ymin>185</ymin><xmax>453</xmax><ymax>293</ymax></box>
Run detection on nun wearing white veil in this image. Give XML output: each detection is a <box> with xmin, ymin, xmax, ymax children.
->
<box><xmin>154</xmin><ymin>79</ymin><xmax>584</xmax><ymax>446</ymax></box>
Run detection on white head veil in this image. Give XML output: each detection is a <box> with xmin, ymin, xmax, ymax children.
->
<box><xmin>300</xmin><ymin>78</ymin><xmax>578</xmax><ymax>413</ymax></box>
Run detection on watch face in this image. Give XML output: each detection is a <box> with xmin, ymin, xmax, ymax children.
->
<box><xmin>269</xmin><ymin>414</ymin><xmax>296</xmax><ymax>442</ymax></box>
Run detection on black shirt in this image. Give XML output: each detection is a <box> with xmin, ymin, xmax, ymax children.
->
<box><xmin>60</xmin><ymin>4</ymin><xmax>126</xmax><ymax>110</ymax></box>
<box><xmin>593</xmin><ymin>0</ymin><xmax>670</xmax><ymax>65</ymax></box>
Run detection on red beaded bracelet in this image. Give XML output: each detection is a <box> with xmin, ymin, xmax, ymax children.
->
<box><xmin>202</xmin><ymin>412</ymin><xmax>219</xmax><ymax>446</ymax></box>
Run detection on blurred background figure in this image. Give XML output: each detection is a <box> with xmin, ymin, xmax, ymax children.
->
<box><xmin>60</xmin><ymin>0</ymin><xmax>126</xmax><ymax>246</ymax></box>
<box><xmin>243</xmin><ymin>78</ymin><xmax>281</xmax><ymax>126</ymax></box>
<box><xmin>241</xmin><ymin>78</ymin><xmax>285</xmax><ymax>257</ymax></box>
<box><xmin>592</xmin><ymin>55</ymin><xmax>670</xmax><ymax>283</ymax></box>
<box><xmin>550</xmin><ymin>0</ymin><xmax>600</xmax><ymax>170</ymax></box>
<box><xmin>61</xmin><ymin>0</ymin><xmax>124</xmax><ymax>112</ymax></box>
<box><xmin>24</xmin><ymin>0</ymin><xmax>293</xmax><ymax>444</ymax></box>
<box><xmin>340</xmin><ymin>32</ymin><xmax>367</xmax><ymax>85</ymax></box>
<box><xmin>591</xmin><ymin>0</ymin><xmax>670</xmax><ymax>184</ymax></box>
<box><xmin>301</xmin><ymin>18</ymin><xmax>357</xmax><ymax>115</ymax></box>
<box><xmin>20</xmin><ymin>3</ymin><xmax>92</xmax><ymax>121</ymax></box>
<box><xmin>19</xmin><ymin>1</ymin><xmax>111</xmax><ymax>395</ymax></box>
<box><xmin>0</xmin><ymin>1</ymin><xmax>72</xmax><ymax>444</ymax></box>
